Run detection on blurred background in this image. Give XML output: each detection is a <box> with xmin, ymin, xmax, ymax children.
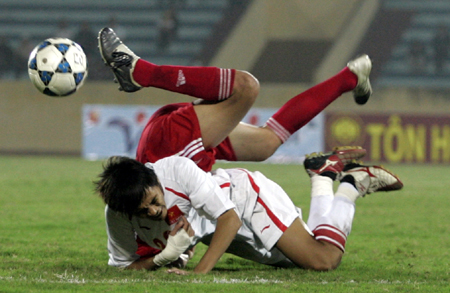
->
<box><xmin>1</xmin><ymin>0</ymin><xmax>449</xmax><ymax>163</ymax></box>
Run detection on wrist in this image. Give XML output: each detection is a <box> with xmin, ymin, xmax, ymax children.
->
<box><xmin>153</xmin><ymin>229</ymin><xmax>193</xmax><ymax>267</ymax></box>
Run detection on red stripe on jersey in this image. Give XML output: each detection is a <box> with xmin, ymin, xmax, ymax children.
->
<box><xmin>165</xmin><ymin>187</ymin><xmax>190</xmax><ymax>201</ymax></box>
<box><xmin>220</xmin><ymin>182</ymin><xmax>230</xmax><ymax>188</ymax></box>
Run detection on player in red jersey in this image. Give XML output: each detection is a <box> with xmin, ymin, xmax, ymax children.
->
<box><xmin>98</xmin><ymin>27</ymin><xmax>373</xmax><ymax>172</ymax></box>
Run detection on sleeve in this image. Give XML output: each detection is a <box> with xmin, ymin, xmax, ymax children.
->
<box><xmin>105</xmin><ymin>206</ymin><xmax>140</xmax><ymax>268</ymax></box>
<box><xmin>161</xmin><ymin>156</ymin><xmax>236</xmax><ymax>221</ymax></box>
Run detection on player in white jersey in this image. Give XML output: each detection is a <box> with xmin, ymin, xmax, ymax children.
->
<box><xmin>95</xmin><ymin>147</ymin><xmax>403</xmax><ymax>274</ymax></box>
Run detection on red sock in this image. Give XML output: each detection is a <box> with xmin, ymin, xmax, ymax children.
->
<box><xmin>265</xmin><ymin>67</ymin><xmax>358</xmax><ymax>142</ymax></box>
<box><xmin>132</xmin><ymin>59</ymin><xmax>235</xmax><ymax>101</ymax></box>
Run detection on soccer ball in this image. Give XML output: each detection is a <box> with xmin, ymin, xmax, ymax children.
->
<box><xmin>28</xmin><ymin>38</ymin><xmax>88</xmax><ymax>97</ymax></box>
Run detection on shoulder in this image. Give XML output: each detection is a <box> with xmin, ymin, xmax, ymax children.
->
<box><xmin>153</xmin><ymin>156</ymin><xmax>209</xmax><ymax>191</ymax></box>
<box><xmin>154</xmin><ymin>156</ymin><xmax>199</xmax><ymax>172</ymax></box>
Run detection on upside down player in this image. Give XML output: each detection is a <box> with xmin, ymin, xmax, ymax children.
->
<box><xmin>95</xmin><ymin>147</ymin><xmax>403</xmax><ymax>274</ymax></box>
<box><xmin>98</xmin><ymin>27</ymin><xmax>373</xmax><ymax>172</ymax></box>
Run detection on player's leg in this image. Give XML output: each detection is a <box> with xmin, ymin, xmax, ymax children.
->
<box><xmin>225</xmin><ymin>57</ymin><xmax>372</xmax><ymax>161</ymax></box>
<box><xmin>265</xmin><ymin>55</ymin><xmax>372</xmax><ymax>145</ymax></box>
<box><xmin>99</xmin><ymin>27</ymin><xmax>372</xmax><ymax>161</ymax></box>
<box><xmin>193</xmin><ymin>70</ymin><xmax>259</xmax><ymax>148</ymax></box>
<box><xmin>302</xmin><ymin>146</ymin><xmax>366</xmax><ymax>230</ymax></box>
<box><xmin>99</xmin><ymin>27</ymin><xmax>253</xmax><ymax>102</ymax></box>
<box><xmin>225</xmin><ymin>122</ymin><xmax>282</xmax><ymax>161</ymax></box>
<box><xmin>276</xmin><ymin>218</ymin><xmax>344</xmax><ymax>271</ymax></box>
<box><xmin>277</xmin><ymin>159</ymin><xmax>404</xmax><ymax>271</ymax></box>
<box><xmin>276</xmin><ymin>148</ymin><xmax>364</xmax><ymax>270</ymax></box>
<box><xmin>99</xmin><ymin>27</ymin><xmax>260</xmax><ymax>149</ymax></box>
<box><xmin>248</xmin><ymin>165</ymin><xmax>345</xmax><ymax>270</ymax></box>
<box><xmin>304</xmin><ymin>148</ymin><xmax>402</xmax><ymax>251</ymax></box>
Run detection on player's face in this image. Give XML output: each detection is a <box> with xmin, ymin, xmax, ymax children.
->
<box><xmin>136</xmin><ymin>184</ymin><xmax>167</xmax><ymax>221</ymax></box>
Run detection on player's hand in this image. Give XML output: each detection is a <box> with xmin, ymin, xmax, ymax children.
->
<box><xmin>167</xmin><ymin>253</ymin><xmax>190</xmax><ymax>269</ymax></box>
<box><xmin>153</xmin><ymin>216</ymin><xmax>194</xmax><ymax>267</ymax></box>
<box><xmin>170</xmin><ymin>215</ymin><xmax>195</xmax><ymax>238</ymax></box>
<box><xmin>167</xmin><ymin>268</ymin><xmax>189</xmax><ymax>275</ymax></box>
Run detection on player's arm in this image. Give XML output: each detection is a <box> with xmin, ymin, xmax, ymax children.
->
<box><xmin>126</xmin><ymin>256</ymin><xmax>160</xmax><ymax>270</ymax></box>
<box><xmin>160</xmin><ymin>157</ymin><xmax>241</xmax><ymax>273</ymax></box>
<box><xmin>193</xmin><ymin>208</ymin><xmax>242</xmax><ymax>274</ymax></box>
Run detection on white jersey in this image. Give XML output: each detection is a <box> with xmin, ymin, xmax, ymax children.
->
<box><xmin>106</xmin><ymin>156</ymin><xmax>301</xmax><ymax>268</ymax></box>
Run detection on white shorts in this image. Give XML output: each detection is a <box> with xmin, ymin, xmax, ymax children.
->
<box><xmin>199</xmin><ymin>168</ymin><xmax>304</xmax><ymax>266</ymax></box>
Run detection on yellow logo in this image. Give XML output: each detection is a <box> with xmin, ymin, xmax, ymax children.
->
<box><xmin>328</xmin><ymin>114</ymin><xmax>364</xmax><ymax>147</ymax></box>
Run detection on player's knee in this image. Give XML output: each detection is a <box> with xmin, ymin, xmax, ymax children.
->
<box><xmin>307</xmin><ymin>250</ymin><xmax>342</xmax><ymax>271</ymax></box>
<box><xmin>233</xmin><ymin>70</ymin><xmax>260</xmax><ymax>105</ymax></box>
<box><xmin>308</xmin><ymin>256</ymin><xmax>342</xmax><ymax>271</ymax></box>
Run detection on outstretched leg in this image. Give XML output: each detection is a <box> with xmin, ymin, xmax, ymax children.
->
<box><xmin>98</xmin><ymin>27</ymin><xmax>260</xmax><ymax>149</ymax></box>
<box><xmin>227</xmin><ymin>56</ymin><xmax>372</xmax><ymax>161</ymax></box>
<box><xmin>266</xmin><ymin>55</ymin><xmax>372</xmax><ymax>144</ymax></box>
<box><xmin>99</xmin><ymin>27</ymin><xmax>373</xmax><ymax>163</ymax></box>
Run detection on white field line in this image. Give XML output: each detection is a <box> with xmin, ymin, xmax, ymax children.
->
<box><xmin>0</xmin><ymin>275</ymin><xmax>429</xmax><ymax>285</ymax></box>
<box><xmin>0</xmin><ymin>274</ymin><xmax>283</xmax><ymax>284</ymax></box>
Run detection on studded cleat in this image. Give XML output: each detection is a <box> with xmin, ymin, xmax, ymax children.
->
<box><xmin>347</xmin><ymin>54</ymin><xmax>373</xmax><ymax>105</ymax></box>
<box><xmin>304</xmin><ymin>146</ymin><xmax>367</xmax><ymax>179</ymax></box>
<box><xmin>98</xmin><ymin>27</ymin><xmax>142</xmax><ymax>92</ymax></box>
<box><xmin>339</xmin><ymin>163</ymin><xmax>404</xmax><ymax>198</ymax></box>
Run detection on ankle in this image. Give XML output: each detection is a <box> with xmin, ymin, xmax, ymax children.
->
<box><xmin>335</xmin><ymin>182</ymin><xmax>359</xmax><ymax>202</ymax></box>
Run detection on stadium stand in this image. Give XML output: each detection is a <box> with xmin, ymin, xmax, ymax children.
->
<box><xmin>376</xmin><ymin>0</ymin><xmax>450</xmax><ymax>88</ymax></box>
<box><xmin>0</xmin><ymin>0</ymin><xmax>245</xmax><ymax>79</ymax></box>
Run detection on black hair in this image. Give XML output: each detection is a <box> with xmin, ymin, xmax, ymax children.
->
<box><xmin>95</xmin><ymin>156</ymin><xmax>159</xmax><ymax>217</ymax></box>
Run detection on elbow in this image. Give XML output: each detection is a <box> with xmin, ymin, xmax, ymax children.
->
<box><xmin>225</xmin><ymin>209</ymin><xmax>242</xmax><ymax>234</ymax></box>
<box><xmin>234</xmin><ymin>217</ymin><xmax>243</xmax><ymax>232</ymax></box>
<box><xmin>230</xmin><ymin>211</ymin><xmax>242</xmax><ymax>232</ymax></box>
<box><xmin>218</xmin><ymin>209</ymin><xmax>242</xmax><ymax>233</ymax></box>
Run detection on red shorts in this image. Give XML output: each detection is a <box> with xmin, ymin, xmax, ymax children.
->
<box><xmin>136</xmin><ymin>102</ymin><xmax>237</xmax><ymax>172</ymax></box>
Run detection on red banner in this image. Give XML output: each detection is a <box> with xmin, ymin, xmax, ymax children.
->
<box><xmin>325</xmin><ymin>112</ymin><xmax>450</xmax><ymax>163</ymax></box>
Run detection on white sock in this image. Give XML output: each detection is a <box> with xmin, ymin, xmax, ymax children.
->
<box><xmin>335</xmin><ymin>182</ymin><xmax>360</xmax><ymax>203</ymax></box>
<box><xmin>312</xmin><ymin>196</ymin><xmax>356</xmax><ymax>252</ymax></box>
<box><xmin>307</xmin><ymin>175</ymin><xmax>334</xmax><ymax>230</ymax></box>
<box><xmin>310</xmin><ymin>175</ymin><xmax>334</xmax><ymax>197</ymax></box>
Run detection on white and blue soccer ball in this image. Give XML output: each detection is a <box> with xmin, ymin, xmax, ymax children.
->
<box><xmin>28</xmin><ymin>38</ymin><xmax>88</xmax><ymax>97</ymax></box>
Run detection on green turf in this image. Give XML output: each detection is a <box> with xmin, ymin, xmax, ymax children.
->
<box><xmin>0</xmin><ymin>156</ymin><xmax>449</xmax><ymax>292</ymax></box>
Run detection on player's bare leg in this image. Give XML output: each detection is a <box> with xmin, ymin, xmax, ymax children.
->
<box><xmin>276</xmin><ymin>218</ymin><xmax>343</xmax><ymax>271</ymax></box>
<box><xmin>227</xmin><ymin>123</ymin><xmax>281</xmax><ymax>161</ymax></box>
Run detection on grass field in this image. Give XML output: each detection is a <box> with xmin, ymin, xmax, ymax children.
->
<box><xmin>0</xmin><ymin>155</ymin><xmax>449</xmax><ymax>292</ymax></box>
